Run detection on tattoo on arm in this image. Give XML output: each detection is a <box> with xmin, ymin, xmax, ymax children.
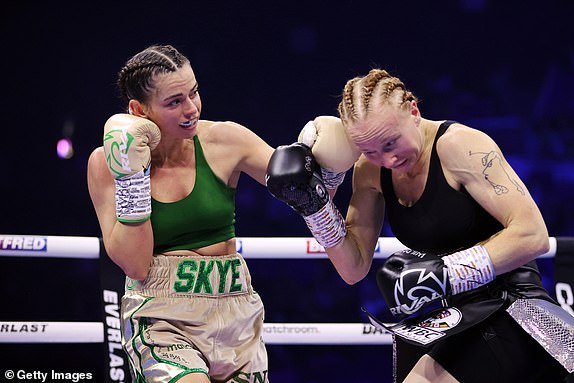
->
<box><xmin>469</xmin><ymin>150</ymin><xmax>525</xmax><ymax>195</ymax></box>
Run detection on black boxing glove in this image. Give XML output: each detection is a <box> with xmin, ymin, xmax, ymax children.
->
<box><xmin>266</xmin><ymin>143</ymin><xmax>347</xmax><ymax>248</ymax></box>
<box><xmin>266</xmin><ymin>143</ymin><xmax>328</xmax><ymax>216</ymax></box>
<box><xmin>377</xmin><ymin>246</ymin><xmax>496</xmax><ymax>320</ymax></box>
<box><xmin>377</xmin><ymin>249</ymin><xmax>451</xmax><ymax>320</ymax></box>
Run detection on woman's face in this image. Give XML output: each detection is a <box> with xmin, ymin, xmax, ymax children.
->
<box><xmin>347</xmin><ymin>103</ymin><xmax>423</xmax><ymax>172</ymax></box>
<box><xmin>140</xmin><ymin>63</ymin><xmax>202</xmax><ymax>140</ymax></box>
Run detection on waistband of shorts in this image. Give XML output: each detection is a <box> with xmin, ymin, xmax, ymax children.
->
<box><xmin>125</xmin><ymin>253</ymin><xmax>252</xmax><ymax>297</ymax></box>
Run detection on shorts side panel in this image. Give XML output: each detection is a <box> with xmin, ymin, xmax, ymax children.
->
<box><xmin>122</xmin><ymin>294</ymin><xmax>209</xmax><ymax>383</ymax></box>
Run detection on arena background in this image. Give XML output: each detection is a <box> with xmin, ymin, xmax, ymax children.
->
<box><xmin>1</xmin><ymin>1</ymin><xmax>573</xmax><ymax>382</ymax></box>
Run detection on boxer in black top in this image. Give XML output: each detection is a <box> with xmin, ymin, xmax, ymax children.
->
<box><xmin>267</xmin><ymin>69</ymin><xmax>572</xmax><ymax>382</ymax></box>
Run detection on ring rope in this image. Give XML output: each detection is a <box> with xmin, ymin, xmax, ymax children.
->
<box><xmin>0</xmin><ymin>321</ymin><xmax>392</xmax><ymax>345</ymax></box>
<box><xmin>0</xmin><ymin>236</ymin><xmax>558</xmax><ymax>259</ymax></box>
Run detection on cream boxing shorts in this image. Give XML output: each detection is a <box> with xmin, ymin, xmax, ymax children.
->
<box><xmin>121</xmin><ymin>253</ymin><xmax>268</xmax><ymax>383</ymax></box>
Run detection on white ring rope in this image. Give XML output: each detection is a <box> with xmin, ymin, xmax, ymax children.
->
<box><xmin>0</xmin><ymin>235</ymin><xmax>100</xmax><ymax>259</ymax></box>
<box><xmin>0</xmin><ymin>322</ymin><xmax>104</xmax><ymax>343</ymax></box>
<box><xmin>0</xmin><ymin>235</ymin><xmax>560</xmax><ymax>345</ymax></box>
<box><xmin>0</xmin><ymin>235</ymin><xmax>558</xmax><ymax>259</ymax></box>
<box><xmin>0</xmin><ymin>321</ymin><xmax>392</xmax><ymax>345</ymax></box>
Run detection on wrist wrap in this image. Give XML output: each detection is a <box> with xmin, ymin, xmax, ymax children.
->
<box><xmin>321</xmin><ymin>168</ymin><xmax>345</xmax><ymax>190</ymax></box>
<box><xmin>303</xmin><ymin>199</ymin><xmax>346</xmax><ymax>248</ymax></box>
<box><xmin>443</xmin><ymin>245</ymin><xmax>495</xmax><ymax>295</ymax></box>
<box><xmin>115</xmin><ymin>168</ymin><xmax>152</xmax><ymax>222</ymax></box>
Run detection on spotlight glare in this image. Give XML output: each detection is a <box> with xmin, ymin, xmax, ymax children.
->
<box><xmin>57</xmin><ymin>138</ymin><xmax>74</xmax><ymax>159</ymax></box>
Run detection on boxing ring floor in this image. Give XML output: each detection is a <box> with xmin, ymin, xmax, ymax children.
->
<box><xmin>0</xmin><ymin>236</ymin><xmax>572</xmax><ymax>383</ymax></box>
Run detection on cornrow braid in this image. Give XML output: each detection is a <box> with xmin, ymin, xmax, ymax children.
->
<box><xmin>338</xmin><ymin>77</ymin><xmax>361</xmax><ymax>123</ymax></box>
<box><xmin>117</xmin><ymin>44</ymin><xmax>190</xmax><ymax>105</ymax></box>
<box><xmin>338</xmin><ymin>68</ymin><xmax>418</xmax><ymax>127</ymax></box>
<box><xmin>361</xmin><ymin>69</ymin><xmax>390</xmax><ymax>112</ymax></box>
<box><xmin>383</xmin><ymin>75</ymin><xmax>416</xmax><ymax>111</ymax></box>
<box><xmin>118</xmin><ymin>63</ymin><xmax>168</xmax><ymax>103</ymax></box>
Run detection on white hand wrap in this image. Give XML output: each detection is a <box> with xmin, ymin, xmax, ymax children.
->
<box><xmin>103</xmin><ymin>114</ymin><xmax>161</xmax><ymax>222</ymax></box>
<box><xmin>442</xmin><ymin>245</ymin><xmax>496</xmax><ymax>295</ymax></box>
<box><xmin>115</xmin><ymin>168</ymin><xmax>152</xmax><ymax>222</ymax></box>
<box><xmin>321</xmin><ymin>168</ymin><xmax>345</xmax><ymax>190</ymax></box>
<box><xmin>303</xmin><ymin>199</ymin><xmax>347</xmax><ymax>249</ymax></box>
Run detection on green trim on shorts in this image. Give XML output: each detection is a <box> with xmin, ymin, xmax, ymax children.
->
<box><xmin>128</xmin><ymin>297</ymin><xmax>208</xmax><ymax>382</ymax></box>
<box><xmin>133</xmin><ymin>371</ymin><xmax>146</xmax><ymax>383</ymax></box>
<box><xmin>127</xmin><ymin>297</ymin><xmax>153</xmax><ymax>377</ymax></box>
<box><xmin>139</xmin><ymin>316</ymin><xmax>208</xmax><ymax>381</ymax></box>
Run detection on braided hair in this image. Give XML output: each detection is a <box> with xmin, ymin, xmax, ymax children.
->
<box><xmin>338</xmin><ymin>69</ymin><xmax>418</xmax><ymax>127</ymax></box>
<box><xmin>117</xmin><ymin>45</ymin><xmax>190</xmax><ymax>106</ymax></box>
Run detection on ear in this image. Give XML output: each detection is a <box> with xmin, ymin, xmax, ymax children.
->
<box><xmin>409</xmin><ymin>100</ymin><xmax>419</xmax><ymax>116</ymax></box>
<box><xmin>128</xmin><ymin>100</ymin><xmax>147</xmax><ymax>117</ymax></box>
<box><xmin>409</xmin><ymin>100</ymin><xmax>422</xmax><ymax>126</ymax></box>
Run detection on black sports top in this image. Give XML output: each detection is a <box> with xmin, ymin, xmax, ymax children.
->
<box><xmin>380</xmin><ymin>121</ymin><xmax>503</xmax><ymax>254</ymax></box>
<box><xmin>381</xmin><ymin>123</ymin><xmax>556</xmax><ymax>373</ymax></box>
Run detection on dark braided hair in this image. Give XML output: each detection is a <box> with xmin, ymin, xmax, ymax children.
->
<box><xmin>117</xmin><ymin>45</ymin><xmax>190</xmax><ymax>106</ymax></box>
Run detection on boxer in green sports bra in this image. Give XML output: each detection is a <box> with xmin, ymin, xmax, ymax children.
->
<box><xmin>88</xmin><ymin>44</ymin><xmax>274</xmax><ymax>383</ymax></box>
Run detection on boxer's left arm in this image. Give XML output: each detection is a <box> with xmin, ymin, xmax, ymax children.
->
<box><xmin>438</xmin><ymin>124</ymin><xmax>549</xmax><ymax>275</ymax></box>
<box><xmin>266</xmin><ymin>143</ymin><xmax>347</xmax><ymax>249</ymax></box>
<box><xmin>267</xmin><ymin>117</ymin><xmax>376</xmax><ymax>283</ymax></box>
<box><xmin>209</xmin><ymin>120</ymin><xmax>274</xmax><ymax>187</ymax></box>
<box><xmin>266</xmin><ymin>117</ymin><xmax>359</xmax><ymax>249</ymax></box>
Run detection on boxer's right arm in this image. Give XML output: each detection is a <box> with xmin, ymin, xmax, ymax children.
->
<box><xmin>87</xmin><ymin>114</ymin><xmax>160</xmax><ymax>280</ymax></box>
<box><xmin>324</xmin><ymin>155</ymin><xmax>386</xmax><ymax>285</ymax></box>
<box><xmin>88</xmin><ymin>148</ymin><xmax>154</xmax><ymax>280</ymax></box>
<box><xmin>376</xmin><ymin>246</ymin><xmax>496</xmax><ymax>319</ymax></box>
<box><xmin>103</xmin><ymin>114</ymin><xmax>161</xmax><ymax>222</ymax></box>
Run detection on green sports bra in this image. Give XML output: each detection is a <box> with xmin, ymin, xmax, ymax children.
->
<box><xmin>151</xmin><ymin>135</ymin><xmax>236</xmax><ymax>253</ymax></box>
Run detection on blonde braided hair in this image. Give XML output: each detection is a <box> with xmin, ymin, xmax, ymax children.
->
<box><xmin>338</xmin><ymin>69</ymin><xmax>418</xmax><ymax>127</ymax></box>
